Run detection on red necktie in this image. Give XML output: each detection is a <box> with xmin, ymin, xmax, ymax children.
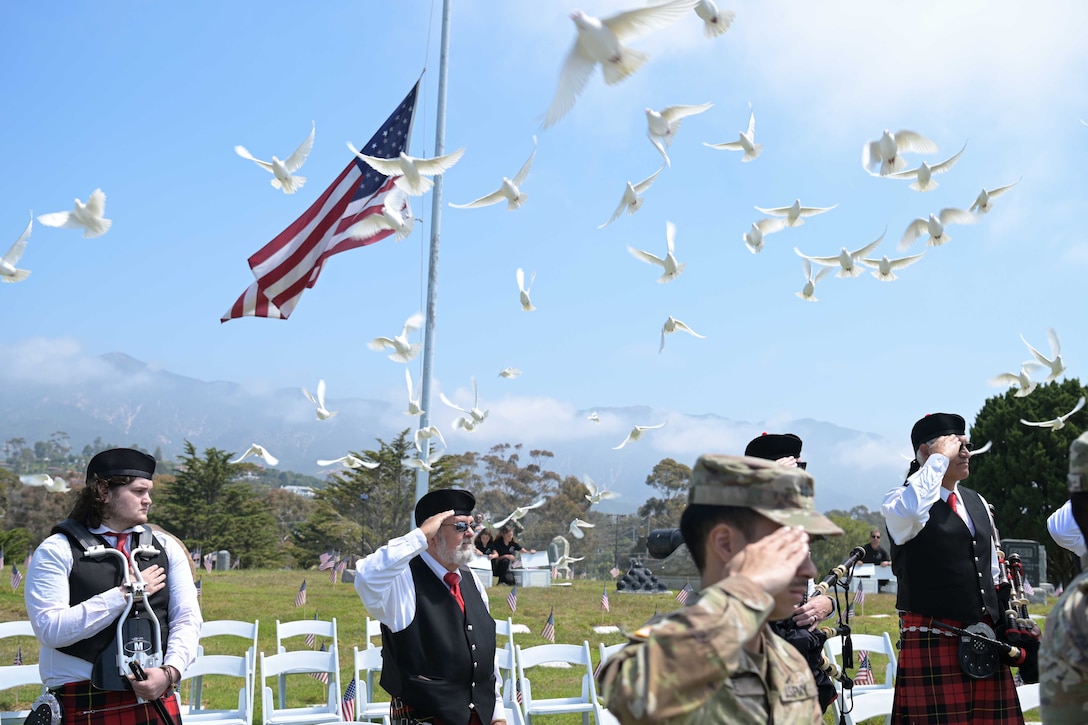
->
<box><xmin>947</xmin><ymin>492</ymin><xmax>959</xmax><ymax>516</ymax></box>
<box><xmin>443</xmin><ymin>572</ymin><xmax>465</xmax><ymax>613</ymax></box>
<box><xmin>108</xmin><ymin>532</ymin><xmax>130</xmax><ymax>557</ymax></box>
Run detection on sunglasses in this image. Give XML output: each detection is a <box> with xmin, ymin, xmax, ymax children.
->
<box><xmin>443</xmin><ymin>522</ymin><xmax>471</xmax><ymax>532</ymax></box>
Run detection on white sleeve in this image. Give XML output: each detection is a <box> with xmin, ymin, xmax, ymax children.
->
<box><xmin>24</xmin><ymin>534</ymin><xmax>129</xmax><ymax>648</ymax></box>
<box><xmin>881</xmin><ymin>455</ymin><xmax>949</xmax><ymax>545</ymax></box>
<box><xmin>354</xmin><ymin>529</ymin><xmax>428</xmax><ymax>632</ymax></box>
<box><xmin>1048</xmin><ymin>500</ymin><xmax>1088</xmax><ymax>556</ymax></box>
<box><xmin>156</xmin><ymin>533</ymin><xmax>203</xmax><ymax>674</ymax></box>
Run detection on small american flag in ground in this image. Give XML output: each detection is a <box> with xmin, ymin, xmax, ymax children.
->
<box><xmin>14</xmin><ymin>644</ymin><xmax>22</xmax><ymax>665</ymax></box>
<box><xmin>222</xmin><ymin>83</ymin><xmax>419</xmax><ymax>322</ymax></box>
<box><xmin>541</xmin><ymin>609</ymin><xmax>556</xmax><ymax>643</ymax></box>
<box><xmin>854</xmin><ymin>584</ymin><xmax>865</xmax><ymax>606</ymax></box>
<box><xmin>854</xmin><ymin>650</ymin><xmax>875</xmax><ymax>686</ymax></box>
<box><xmin>306</xmin><ymin>614</ymin><xmax>318</xmax><ymax>648</ymax></box>
<box><xmin>506</xmin><ymin>585</ymin><xmax>518</xmax><ymax>613</ymax></box>
<box><xmin>601</xmin><ymin>586</ymin><xmax>610</xmax><ymax>613</ymax></box>
<box><xmin>10</xmin><ymin>564</ymin><xmax>23</xmax><ymax>591</ymax></box>
<box><xmin>341</xmin><ymin>678</ymin><xmax>356</xmax><ymax>721</ymax></box>
<box><xmin>310</xmin><ymin>643</ymin><xmax>329</xmax><ymax>684</ymax></box>
<box><xmin>675</xmin><ymin>583</ymin><xmax>695</xmax><ymax>605</ymax></box>
<box><xmin>295</xmin><ymin>580</ymin><xmax>307</xmax><ymax>607</ymax></box>
<box><xmin>195</xmin><ymin>578</ymin><xmax>202</xmax><ymax>598</ymax></box>
<box><xmin>318</xmin><ymin>551</ymin><xmax>336</xmax><ymax>571</ymax></box>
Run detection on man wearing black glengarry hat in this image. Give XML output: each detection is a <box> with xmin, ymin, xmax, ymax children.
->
<box><xmin>355</xmin><ymin>488</ymin><xmax>506</xmax><ymax>725</ymax></box>
<box><xmin>882</xmin><ymin>413</ymin><xmax>1038</xmax><ymax>724</ymax></box>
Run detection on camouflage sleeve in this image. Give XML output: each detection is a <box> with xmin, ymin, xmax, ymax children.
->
<box><xmin>1040</xmin><ymin>581</ymin><xmax>1088</xmax><ymax>723</ymax></box>
<box><xmin>598</xmin><ymin>575</ymin><xmax>774</xmax><ymax>723</ymax></box>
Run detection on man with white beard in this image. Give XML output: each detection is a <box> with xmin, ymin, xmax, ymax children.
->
<box><xmin>355</xmin><ymin>489</ymin><xmax>505</xmax><ymax>725</ymax></box>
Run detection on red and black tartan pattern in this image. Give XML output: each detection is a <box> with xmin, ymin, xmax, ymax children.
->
<box><xmin>891</xmin><ymin>612</ymin><xmax>1024</xmax><ymax>724</ymax></box>
<box><xmin>388</xmin><ymin>696</ymin><xmax>483</xmax><ymax>725</ymax></box>
<box><xmin>52</xmin><ymin>681</ymin><xmax>181</xmax><ymax>725</ymax></box>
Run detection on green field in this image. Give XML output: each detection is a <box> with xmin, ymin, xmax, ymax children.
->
<box><xmin>0</xmin><ymin>572</ymin><xmax>1050</xmax><ymax>724</ymax></box>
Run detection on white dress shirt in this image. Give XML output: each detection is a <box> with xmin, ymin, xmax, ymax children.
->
<box><xmin>882</xmin><ymin>454</ymin><xmax>1000</xmax><ymax>584</ymax></box>
<box><xmin>355</xmin><ymin>528</ymin><xmax>504</xmax><ymax>721</ymax></box>
<box><xmin>1047</xmin><ymin>500</ymin><xmax>1088</xmax><ymax>557</ymax></box>
<box><xmin>25</xmin><ymin>525</ymin><xmax>203</xmax><ymax>688</ymax></box>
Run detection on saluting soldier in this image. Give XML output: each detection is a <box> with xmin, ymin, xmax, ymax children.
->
<box><xmin>598</xmin><ymin>454</ymin><xmax>843</xmax><ymax>724</ymax></box>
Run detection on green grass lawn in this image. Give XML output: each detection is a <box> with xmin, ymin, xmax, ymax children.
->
<box><xmin>0</xmin><ymin>572</ymin><xmax>1051</xmax><ymax>724</ymax></box>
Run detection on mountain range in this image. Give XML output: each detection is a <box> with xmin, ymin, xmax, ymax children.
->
<box><xmin>0</xmin><ymin>353</ymin><xmax>907</xmax><ymax>514</ymax></box>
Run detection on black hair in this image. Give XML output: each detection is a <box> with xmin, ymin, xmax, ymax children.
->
<box><xmin>679</xmin><ymin>504</ymin><xmax>761</xmax><ymax>573</ymax></box>
<box><xmin>68</xmin><ymin>475</ymin><xmax>139</xmax><ymax>528</ymax></box>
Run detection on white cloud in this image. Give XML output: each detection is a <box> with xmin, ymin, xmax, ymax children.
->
<box><xmin>0</xmin><ymin>338</ymin><xmax>114</xmax><ymax>386</ymax></box>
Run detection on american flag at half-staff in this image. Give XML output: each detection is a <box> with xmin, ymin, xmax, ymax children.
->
<box><xmin>222</xmin><ymin>82</ymin><xmax>419</xmax><ymax>322</ymax></box>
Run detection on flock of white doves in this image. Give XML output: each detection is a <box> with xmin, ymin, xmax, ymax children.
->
<box><xmin>9</xmin><ymin>0</ymin><xmax>1080</xmax><ymax>498</ymax></box>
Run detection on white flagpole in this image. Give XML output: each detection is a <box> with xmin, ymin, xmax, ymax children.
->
<box><xmin>415</xmin><ymin>0</ymin><xmax>452</xmax><ymax>504</ymax></box>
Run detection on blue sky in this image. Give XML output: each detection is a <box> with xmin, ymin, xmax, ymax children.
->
<box><xmin>3</xmin><ymin>1</ymin><xmax>1087</xmax><ymax>502</ymax></box>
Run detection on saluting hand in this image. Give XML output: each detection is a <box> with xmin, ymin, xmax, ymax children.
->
<box><xmin>725</xmin><ymin>525</ymin><xmax>810</xmax><ymax>597</ymax></box>
<box><xmin>420</xmin><ymin>509</ymin><xmax>455</xmax><ymax>540</ymax></box>
<box><xmin>928</xmin><ymin>434</ymin><xmax>963</xmax><ymax>460</ymax></box>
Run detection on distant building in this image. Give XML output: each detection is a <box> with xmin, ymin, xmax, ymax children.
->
<box><xmin>279</xmin><ymin>485</ymin><xmax>316</xmax><ymax>499</ymax></box>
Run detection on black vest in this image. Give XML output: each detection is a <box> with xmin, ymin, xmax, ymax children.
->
<box><xmin>51</xmin><ymin>520</ymin><xmax>172</xmax><ymax>664</ymax></box>
<box><xmin>380</xmin><ymin>557</ymin><xmax>497</xmax><ymax>725</ymax></box>
<box><xmin>891</xmin><ymin>486</ymin><xmax>1001</xmax><ymax>623</ymax></box>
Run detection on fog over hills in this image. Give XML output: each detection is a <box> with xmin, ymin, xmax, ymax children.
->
<box><xmin>0</xmin><ymin>352</ymin><xmax>907</xmax><ymax>514</ymax></box>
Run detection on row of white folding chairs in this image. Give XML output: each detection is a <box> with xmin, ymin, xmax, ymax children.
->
<box><xmin>0</xmin><ymin>621</ymin><xmax>44</xmax><ymax>725</ymax></box>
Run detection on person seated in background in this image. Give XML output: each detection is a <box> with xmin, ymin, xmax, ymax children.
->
<box><xmin>862</xmin><ymin>528</ymin><xmax>891</xmax><ymax>566</ymax></box>
<box><xmin>491</xmin><ymin>526</ymin><xmax>535</xmax><ymax>586</ymax></box>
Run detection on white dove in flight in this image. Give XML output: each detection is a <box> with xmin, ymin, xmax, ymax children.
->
<box><xmin>704</xmin><ymin>103</ymin><xmax>762</xmax><ymax>162</ymax></box>
<box><xmin>38</xmin><ymin>188</ymin><xmax>112</xmax><ymax>238</ymax></box>
<box><xmin>988</xmin><ymin>362</ymin><xmax>1044</xmax><ymax>398</ymax></box>
<box><xmin>453</xmin><ymin>416</ymin><xmax>481</xmax><ymax>433</ymax></box>
<box><xmin>450</xmin><ymin>136</ymin><xmax>536</xmax><ymax>211</ymax></box>
<box><xmin>859</xmin><ymin>251</ymin><xmax>925</xmax><ymax>282</ymax></box>
<box><xmin>742</xmin><ymin>217</ymin><xmax>787</xmax><ymax>254</ymax></box>
<box><xmin>302</xmin><ymin>379</ymin><xmax>337</xmax><ymax>420</ymax></box>
<box><xmin>404</xmin><ymin>369</ymin><xmax>424</xmax><ymax>416</ymax></box>
<box><xmin>694</xmin><ymin>0</ymin><xmax>735</xmax><ymax>38</ymax></box>
<box><xmin>898</xmin><ymin>208</ymin><xmax>976</xmax><ymax>250</ymax></box>
<box><xmin>614</xmin><ymin>422</ymin><xmax>666</xmax><ymax>449</ymax></box>
<box><xmin>628</xmin><ymin>220</ymin><xmax>686</xmax><ymax>283</ymax></box>
<box><xmin>861</xmin><ymin>129</ymin><xmax>938</xmax><ymax>176</ymax></box>
<box><xmin>754</xmin><ymin>199</ymin><xmax>837</xmax><ymax>228</ymax></box>
<box><xmin>1021</xmin><ymin>396</ymin><xmax>1086</xmax><ymax>431</ymax></box>
<box><xmin>967</xmin><ymin>441</ymin><xmax>993</xmax><ymax>457</ymax></box>
<box><xmin>499</xmin><ymin>367</ymin><xmax>522</xmax><ymax>379</ymax></box>
<box><xmin>599</xmin><ymin>167</ymin><xmax>663</xmax><ymax>228</ymax></box>
<box><xmin>795</xmin><ymin>258</ymin><xmax>832</xmax><ymax>302</ymax></box>
<box><xmin>887</xmin><ymin>143</ymin><xmax>966</xmax><ymax>192</ymax></box>
<box><xmin>403</xmin><ymin>448</ymin><xmax>444</xmax><ymax>473</ymax></box>
<box><xmin>368</xmin><ymin>312</ymin><xmax>425</xmax><ymax>363</ymax></box>
<box><xmin>230</xmin><ymin>444</ymin><xmax>279</xmax><ymax>466</ymax></box>
<box><xmin>794</xmin><ymin>228</ymin><xmax>885</xmax><ymax>279</ymax></box>
<box><xmin>490</xmin><ymin>497</ymin><xmax>548</xmax><ymax>530</ymax></box>
<box><xmin>414</xmin><ymin>425</ymin><xmax>447</xmax><ymax>453</ymax></box>
<box><xmin>234</xmin><ymin>121</ymin><xmax>315</xmax><ymax>194</ymax></box>
<box><xmin>588</xmin><ymin>411</ymin><xmax>601</xmax><ymax>424</ymax></box>
<box><xmin>646</xmin><ymin>102</ymin><xmax>713</xmax><ymax>167</ymax></box>
<box><xmin>1021</xmin><ymin>328</ymin><xmax>1066</xmax><ymax>382</ymax></box>
<box><xmin>516</xmin><ymin>268</ymin><xmax>536</xmax><ymax>311</ymax></box>
<box><xmin>316</xmin><ymin>454</ymin><xmax>379</xmax><ymax>470</ymax></box>
<box><xmin>569</xmin><ymin>518</ymin><xmax>596</xmax><ymax>539</ymax></box>
<box><xmin>1</xmin><ymin>214</ymin><xmax>32</xmax><ymax>284</ymax></box>
<box><xmin>583</xmin><ymin>474</ymin><xmax>620</xmax><ymax>504</ymax></box>
<box><xmin>346</xmin><ymin>187</ymin><xmax>415</xmax><ymax>242</ymax></box>
<box><xmin>970</xmin><ymin>177</ymin><xmax>1021</xmax><ymax>214</ymax></box>
<box><xmin>347</xmin><ymin>142</ymin><xmax>464</xmax><ymax>197</ymax></box>
<box><xmin>19</xmin><ymin>474</ymin><xmax>70</xmax><ymax>493</ymax></box>
<box><xmin>660</xmin><ymin>316</ymin><xmax>706</xmax><ymax>353</ymax></box>
<box><xmin>441</xmin><ymin>376</ymin><xmax>489</xmax><ymax>425</ymax></box>
<box><xmin>543</xmin><ymin>0</ymin><xmax>701</xmax><ymax>129</ymax></box>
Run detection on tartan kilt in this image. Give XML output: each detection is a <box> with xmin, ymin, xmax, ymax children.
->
<box><xmin>52</xmin><ymin>681</ymin><xmax>181</xmax><ymax>725</ymax></box>
<box><xmin>892</xmin><ymin>612</ymin><xmax>1023</xmax><ymax>725</ymax></box>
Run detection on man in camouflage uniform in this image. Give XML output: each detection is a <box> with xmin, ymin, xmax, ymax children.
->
<box><xmin>598</xmin><ymin>454</ymin><xmax>843</xmax><ymax>724</ymax></box>
<box><xmin>1040</xmin><ymin>431</ymin><xmax>1088</xmax><ymax>723</ymax></box>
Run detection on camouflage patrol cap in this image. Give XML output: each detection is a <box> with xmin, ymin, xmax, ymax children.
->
<box><xmin>689</xmin><ymin>454</ymin><xmax>843</xmax><ymax>536</ymax></box>
<box><xmin>1068</xmin><ymin>432</ymin><xmax>1088</xmax><ymax>493</ymax></box>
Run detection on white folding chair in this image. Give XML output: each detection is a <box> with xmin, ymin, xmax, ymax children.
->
<box><xmin>0</xmin><ymin>622</ymin><xmax>35</xmax><ymax>640</ymax></box>
<box><xmin>350</xmin><ymin>647</ymin><xmax>390</xmax><ymax>724</ymax></box>
<box><xmin>594</xmin><ymin>643</ymin><xmax>626</xmax><ymax>703</ymax></box>
<box><xmin>363</xmin><ymin>618</ymin><xmax>383</xmax><ymax>650</ymax></box>
<box><xmin>260</xmin><ymin>648</ymin><xmax>343</xmax><ymax>725</ymax></box>
<box><xmin>515</xmin><ymin>641</ymin><xmax>600</xmax><ymax>725</ymax></box>
<box><xmin>193</xmin><ymin>620</ymin><xmax>259</xmax><ymax>712</ymax></box>
<box><xmin>0</xmin><ymin>664</ymin><xmax>45</xmax><ymax>725</ymax></box>
<box><xmin>494</xmin><ymin>617</ymin><xmax>515</xmax><ymax>650</ymax></box>
<box><xmin>825</xmin><ymin>632</ymin><xmax>897</xmax><ymax>692</ymax></box>
<box><xmin>834</xmin><ymin>688</ymin><xmax>895</xmax><ymax>725</ymax></box>
<box><xmin>1017</xmin><ymin>682</ymin><xmax>1040</xmax><ymax>712</ymax></box>
<box><xmin>181</xmin><ymin>652</ymin><xmax>253</xmax><ymax>725</ymax></box>
<box><xmin>276</xmin><ymin>618</ymin><xmax>338</xmax><ymax>708</ymax></box>
<box><xmin>494</xmin><ymin>641</ymin><xmax>519</xmax><ymax>709</ymax></box>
